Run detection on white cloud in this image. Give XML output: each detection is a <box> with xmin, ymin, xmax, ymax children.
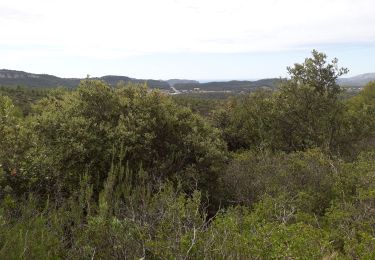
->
<box><xmin>1</xmin><ymin>0</ymin><xmax>375</xmax><ymax>56</ymax></box>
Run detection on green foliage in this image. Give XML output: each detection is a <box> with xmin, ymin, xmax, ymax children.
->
<box><xmin>172</xmin><ymin>95</ymin><xmax>224</xmax><ymax>117</ymax></box>
<box><xmin>0</xmin><ymin>86</ymin><xmax>50</xmax><ymax>116</ymax></box>
<box><xmin>275</xmin><ymin>83</ymin><xmax>345</xmax><ymax>152</ymax></box>
<box><xmin>213</xmin><ymin>91</ymin><xmax>276</xmax><ymax>150</ymax></box>
<box><xmin>0</xmin><ymin>95</ymin><xmax>33</xmax><ymax>198</ymax></box>
<box><xmin>286</xmin><ymin>49</ymin><xmax>348</xmax><ymax>97</ymax></box>
<box><xmin>28</xmin><ymin>80</ymin><xmax>226</xmax><ymax>197</ymax></box>
<box><xmin>0</xmin><ymin>51</ymin><xmax>374</xmax><ymax>258</ymax></box>
<box><xmin>206</xmin><ymin>206</ymin><xmax>334</xmax><ymax>259</ymax></box>
<box><xmin>342</xmin><ymin>82</ymin><xmax>375</xmax><ymax>156</ymax></box>
<box><xmin>0</xmin><ymin>197</ymin><xmax>63</xmax><ymax>259</ymax></box>
<box><xmin>222</xmin><ymin>149</ymin><xmax>338</xmax><ymax>215</ymax></box>
<box><xmin>323</xmin><ymin>151</ymin><xmax>375</xmax><ymax>258</ymax></box>
<box><xmin>214</xmin><ymin>50</ymin><xmax>355</xmax><ymax>154</ymax></box>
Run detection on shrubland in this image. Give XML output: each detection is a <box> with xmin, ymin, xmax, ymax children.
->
<box><xmin>0</xmin><ymin>51</ymin><xmax>374</xmax><ymax>259</ymax></box>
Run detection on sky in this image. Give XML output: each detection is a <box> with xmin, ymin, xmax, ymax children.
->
<box><xmin>0</xmin><ymin>0</ymin><xmax>374</xmax><ymax>80</ymax></box>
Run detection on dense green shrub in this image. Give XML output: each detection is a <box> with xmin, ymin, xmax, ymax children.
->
<box><xmin>222</xmin><ymin>149</ymin><xmax>339</xmax><ymax>215</ymax></box>
<box><xmin>24</xmin><ymin>80</ymin><xmax>226</xmax><ymax>198</ymax></box>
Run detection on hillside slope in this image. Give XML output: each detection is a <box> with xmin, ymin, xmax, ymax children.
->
<box><xmin>338</xmin><ymin>73</ymin><xmax>375</xmax><ymax>86</ymax></box>
<box><xmin>0</xmin><ymin>69</ymin><xmax>170</xmax><ymax>89</ymax></box>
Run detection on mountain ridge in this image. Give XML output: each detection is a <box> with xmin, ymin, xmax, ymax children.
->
<box><xmin>0</xmin><ymin>69</ymin><xmax>170</xmax><ymax>89</ymax></box>
<box><xmin>338</xmin><ymin>73</ymin><xmax>375</xmax><ymax>86</ymax></box>
<box><xmin>1</xmin><ymin>69</ymin><xmax>373</xmax><ymax>93</ymax></box>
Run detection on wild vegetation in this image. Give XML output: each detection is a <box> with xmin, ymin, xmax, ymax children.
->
<box><xmin>0</xmin><ymin>51</ymin><xmax>374</xmax><ymax>259</ymax></box>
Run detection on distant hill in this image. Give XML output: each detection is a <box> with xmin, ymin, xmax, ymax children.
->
<box><xmin>0</xmin><ymin>69</ymin><xmax>81</xmax><ymax>88</ymax></box>
<box><xmin>0</xmin><ymin>69</ymin><xmax>170</xmax><ymax>90</ymax></box>
<box><xmin>338</xmin><ymin>73</ymin><xmax>375</xmax><ymax>87</ymax></box>
<box><xmin>0</xmin><ymin>69</ymin><xmax>281</xmax><ymax>93</ymax></box>
<box><xmin>98</xmin><ymin>75</ymin><xmax>170</xmax><ymax>90</ymax></box>
<box><xmin>3</xmin><ymin>68</ymin><xmax>372</xmax><ymax>93</ymax></box>
<box><xmin>173</xmin><ymin>78</ymin><xmax>282</xmax><ymax>92</ymax></box>
<box><xmin>166</xmin><ymin>79</ymin><xmax>199</xmax><ymax>87</ymax></box>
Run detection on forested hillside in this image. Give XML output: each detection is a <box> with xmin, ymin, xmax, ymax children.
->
<box><xmin>0</xmin><ymin>51</ymin><xmax>375</xmax><ymax>259</ymax></box>
<box><xmin>0</xmin><ymin>69</ymin><xmax>170</xmax><ymax>90</ymax></box>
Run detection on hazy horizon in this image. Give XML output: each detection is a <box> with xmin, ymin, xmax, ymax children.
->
<box><xmin>1</xmin><ymin>0</ymin><xmax>375</xmax><ymax>79</ymax></box>
<box><xmin>2</xmin><ymin>67</ymin><xmax>375</xmax><ymax>83</ymax></box>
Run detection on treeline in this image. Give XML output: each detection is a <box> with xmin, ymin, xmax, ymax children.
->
<box><xmin>173</xmin><ymin>78</ymin><xmax>280</xmax><ymax>92</ymax></box>
<box><xmin>0</xmin><ymin>51</ymin><xmax>374</xmax><ymax>259</ymax></box>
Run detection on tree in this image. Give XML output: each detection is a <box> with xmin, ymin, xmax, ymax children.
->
<box><xmin>213</xmin><ymin>50</ymin><xmax>349</xmax><ymax>153</ymax></box>
<box><xmin>286</xmin><ymin>49</ymin><xmax>348</xmax><ymax>97</ymax></box>
<box><xmin>275</xmin><ymin>50</ymin><xmax>349</xmax><ymax>152</ymax></box>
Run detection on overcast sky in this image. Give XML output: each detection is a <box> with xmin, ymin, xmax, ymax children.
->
<box><xmin>1</xmin><ymin>0</ymin><xmax>374</xmax><ymax>80</ymax></box>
